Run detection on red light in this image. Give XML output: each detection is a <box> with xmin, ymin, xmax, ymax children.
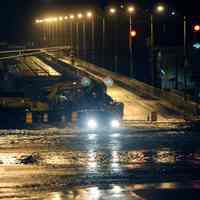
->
<box><xmin>194</xmin><ymin>25</ymin><xmax>200</xmax><ymax>32</ymax></box>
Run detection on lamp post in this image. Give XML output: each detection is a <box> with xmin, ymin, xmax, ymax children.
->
<box><xmin>77</xmin><ymin>13</ymin><xmax>83</xmax><ymax>57</ymax></box>
<box><xmin>109</xmin><ymin>7</ymin><xmax>118</xmax><ymax>72</ymax></box>
<box><xmin>86</xmin><ymin>12</ymin><xmax>94</xmax><ymax>62</ymax></box>
<box><xmin>83</xmin><ymin>18</ymin><xmax>86</xmax><ymax>59</ymax></box>
<box><xmin>64</xmin><ymin>16</ymin><xmax>69</xmax><ymax>46</ymax></box>
<box><xmin>69</xmin><ymin>14</ymin><xmax>75</xmax><ymax>51</ymax></box>
<box><xmin>149</xmin><ymin>4</ymin><xmax>166</xmax><ymax>87</ymax></box>
<box><xmin>127</xmin><ymin>5</ymin><xmax>136</xmax><ymax>77</ymax></box>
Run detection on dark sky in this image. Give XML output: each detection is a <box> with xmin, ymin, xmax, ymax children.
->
<box><xmin>0</xmin><ymin>0</ymin><xmax>198</xmax><ymax>43</ymax></box>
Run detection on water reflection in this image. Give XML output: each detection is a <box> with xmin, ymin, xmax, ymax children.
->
<box><xmin>50</xmin><ymin>192</ymin><xmax>63</xmax><ymax>200</ymax></box>
<box><xmin>159</xmin><ymin>182</ymin><xmax>177</xmax><ymax>189</ymax></box>
<box><xmin>87</xmin><ymin>150</ymin><xmax>97</xmax><ymax>172</ymax></box>
<box><xmin>0</xmin><ymin>153</ymin><xmax>18</xmax><ymax>165</ymax></box>
<box><xmin>87</xmin><ymin>133</ymin><xmax>97</xmax><ymax>140</ymax></box>
<box><xmin>155</xmin><ymin>150</ymin><xmax>176</xmax><ymax>164</ymax></box>
<box><xmin>1</xmin><ymin>149</ymin><xmax>200</xmax><ymax>169</ymax></box>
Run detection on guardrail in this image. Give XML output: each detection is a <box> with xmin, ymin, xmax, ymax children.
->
<box><xmin>0</xmin><ymin>46</ymin><xmax>69</xmax><ymax>61</ymax></box>
<box><xmin>70</xmin><ymin>58</ymin><xmax>198</xmax><ymax>118</ymax></box>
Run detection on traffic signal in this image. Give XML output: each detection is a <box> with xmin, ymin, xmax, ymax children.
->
<box><xmin>192</xmin><ymin>24</ymin><xmax>200</xmax><ymax>49</ymax></box>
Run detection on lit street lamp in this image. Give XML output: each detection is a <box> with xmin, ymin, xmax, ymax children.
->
<box><xmin>156</xmin><ymin>5</ymin><xmax>165</xmax><ymax>13</ymax></box>
<box><xmin>76</xmin><ymin>13</ymin><xmax>83</xmax><ymax>57</ymax></box>
<box><xmin>130</xmin><ymin>30</ymin><xmax>137</xmax><ymax>37</ymax></box>
<box><xmin>109</xmin><ymin>8</ymin><xmax>116</xmax><ymax>14</ymax></box>
<box><xmin>149</xmin><ymin>3</ymin><xmax>166</xmax><ymax>87</ymax></box>
<box><xmin>127</xmin><ymin>5</ymin><xmax>136</xmax><ymax>77</ymax></box>
<box><xmin>108</xmin><ymin>7</ymin><xmax>118</xmax><ymax>72</ymax></box>
<box><xmin>86</xmin><ymin>12</ymin><xmax>95</xmax><ymax>62</ymax></box>
<box><xmin>69</xmin><ymin>14</ymin><xmax>75</xmax><ymax>49</ymax></box>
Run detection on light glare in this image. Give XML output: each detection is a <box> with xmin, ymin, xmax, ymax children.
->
<box><xmin>109</xmin><ymin>8</ymin><xmax>116</xmax><ymax>14</ymax></box>
<box><xmin>194</xmin><ymin>25</ymin><xmax>200</xmax><ymax>32</ymax></box>
<box><xmin>111</xmin><ymin>120</ymin><xmax>120</xmax><ymax>128</ymax></box>
<box><xmin>130</xmin><ymin>30</ymin><xmax>137</xmax><ymax>37</ymax></box>
<box><xmin>156</xmin><ymin>5</ymin><xmax>165</xmax><ymax>13</ymax></box>
<box><xmin>59</xmin><ymin>16</ymin><xmax>63</xmax><ymax>21</ymax></box>
<box><xmin>87</xmin><ymin>119</ymin><xmax>98</xmax><ymax>129</ymax></box>
<box><xmin>78</xmin><ymin>13</ymin><xmax>83</xmax><ymax>19</ymax></box>
<box><xmin>70</xmin><ymin>14</ymin><xmax>75</xmax><ymax>19</ymax></box>
<box><xmin>128</xmin><ymin>6</ymin><xmax>135</xmax><ymax>14</ymax></box>
<box><xmin>87</xmin><ymin>12</ymin><xmax>93</xmax><ymax>18</ymax></box>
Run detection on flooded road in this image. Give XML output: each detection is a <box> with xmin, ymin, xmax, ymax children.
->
<box><xmin>0</xmin><ymin>128</ymin><xmax>200</xmax><ymax>199</ymax></box>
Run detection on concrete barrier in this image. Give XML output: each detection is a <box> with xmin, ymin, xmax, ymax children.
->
<box><xmin>70</xmin><ymin>58</ymin><xmax>198</xmax><ymax>118</ymax></box>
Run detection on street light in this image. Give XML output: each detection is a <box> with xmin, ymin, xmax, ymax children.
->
<box><xmin>127</xmin><ymin>6</ymin><xmax>135</xmax><ymax>14</ymax></box>
<box><xmin>86</xmin><ymin>12</ymin><xmax>93</xmax><ymax>19</ymax></box>
<box><xmin>85</xmin><ymin>12</ymin><xmax>95</xmax><ymax>62</ymax></box>
<box><xmin>59</xmin><ymin>16</ymin><xmax>63</xmax><ymax>21</ymax></box>
<box><xmin>155</xmin><ymin>4</ymin><xmax>166</xmax><ymax>13</ymax></box>
<box><xmin>194</xmin><ymin>24</ymin><xmax>200</xmax><ymax>32</ymax></box>
<box><xmin>149</xmin><ymin>4</ymin><xmax>166</xmax><ymax>86</ymax></box>
<box><xmin>109</xmin><ymin>8</ymin><xmax>116</xmax><ymax>14</ymax></box>
<box><xmin>130</xmin><ymin>30</ymin><xmax>137</xmax><ymax>37</ymax></box>
<box><xmin>35</xmin><ymin>19</ymin><xmax>40</xmax><ymax>24</ymax></box>
<box><xmin>77</xmin><ymin>13</ymin><xmax>83</xmax><ymax>19</ymax></box>
<box><xmin>76</xmin><ymin>13</ymin><xmax>83</xmax><ymax>57</ymax></box>
<box><xmin>70</xmin><ymin>14</ymin><xmax>75</xmax><ymax>20</ymax></box>
<box><xmin>69</xmin><ymin>14</ymin><xmax>75</xmax><ymax>49</ymax></box>
<box><xmin>127</xmin><ymin>5</ymin><xmax>136</xmax><ymax>77</ymax></box>
<box><xmin>108</xmin><ymin>7</ymin><xmax>118</xmax><ymax>72</ymax></box>
<box><xmin>53</xmin><ymin>17</ymin><xmax>58</xmax><ymax>22</ymax></box>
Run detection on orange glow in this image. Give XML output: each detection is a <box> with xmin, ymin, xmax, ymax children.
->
<box><xmin>77</xmin><ymin>13</ymin><xmax>83</xmax><ymax>19</ymax></box>
<box><xmin>127</xmin><ymin>6</ymin><xmax>135</xmax><ymax>14</ymax></box>
<box><xmin>109</xmin><ymin>8</ymin><xmax>116</xmax><ymax>14</ymax></box>
<box><xmin>130</xmin><ymin>30</ymin><xmax>137</xmax><ymax>37</ymax></box>
<box><xmin>194</xmin><ymin>25</ymin><xmax>200</xmax><ymax>32</ymax></box>
<box><xmin>86</xmin><ymin>12</ymin><xmax>93</xmax><ymax>18</ymax></box>
<box><xmin>70</xmin><ymin>14</ymin><xmax>75</xmax><ymax>19</ymax></box>
<box><xmin>59</xmin><ymin>16</ymin><xmax>63</xmax><ymax>21</ymax></box>
<box><xmin>156</xmin><ymin>5</ymin><xmax>165</xmax><ymax>13</ymax></box>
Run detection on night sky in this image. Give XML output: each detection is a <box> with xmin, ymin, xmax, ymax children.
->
<box><xmin>0</xmin><ymin>0</ymin><xmax>198</xmax><ymax>43</ymax></box>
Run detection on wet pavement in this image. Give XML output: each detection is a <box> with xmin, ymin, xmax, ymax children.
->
<box><xmin>0</xmin><ymin>128</ymin><xmax>200</xmax><ymax>199</ymax></box>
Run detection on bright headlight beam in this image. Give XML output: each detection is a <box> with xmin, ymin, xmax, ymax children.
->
<box><xmin>87</xmin><ymin>119</ymin><xmax>98</xmax><ymax>129</ymax></box>
<box><xmin>111</xmin><ymin>120</ymin><xmax>120</xmax><ymax>128</ymax></box>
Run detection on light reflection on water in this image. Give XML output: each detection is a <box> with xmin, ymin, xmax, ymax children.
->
<box><xmin>155</xmin><ymin>150</ymin><xmax>176</xmax><ymax>164</ymax></box>
<box><xmin>87</xmin><ymin>150</ymin><xmax>98</xmax><ymax>172</ymax></box>
<box><xmin>2</xmin><ymin>182</ymin><xmax>199</xmax><ymax>200</ymax></box>
<box><xmin>0</xmin><ymin>149</ymin><xmax>200</xmax><ymax>170</ymax></box>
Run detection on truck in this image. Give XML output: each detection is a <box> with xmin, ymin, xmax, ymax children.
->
<box><xmin>0</xmin><ymin>53</ymin><xmax>124</xmax><ymax>130</ymax></box>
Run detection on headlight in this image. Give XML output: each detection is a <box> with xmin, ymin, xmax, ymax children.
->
<box><xmin>111</xmin><ymin>119</ymin><xmax>120</xmax><ymax>128</ymax></box>
<box><xmin>87</xmin><ymin>119</ymin><xmax>98</xmax><ymax>129</ymax></box>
